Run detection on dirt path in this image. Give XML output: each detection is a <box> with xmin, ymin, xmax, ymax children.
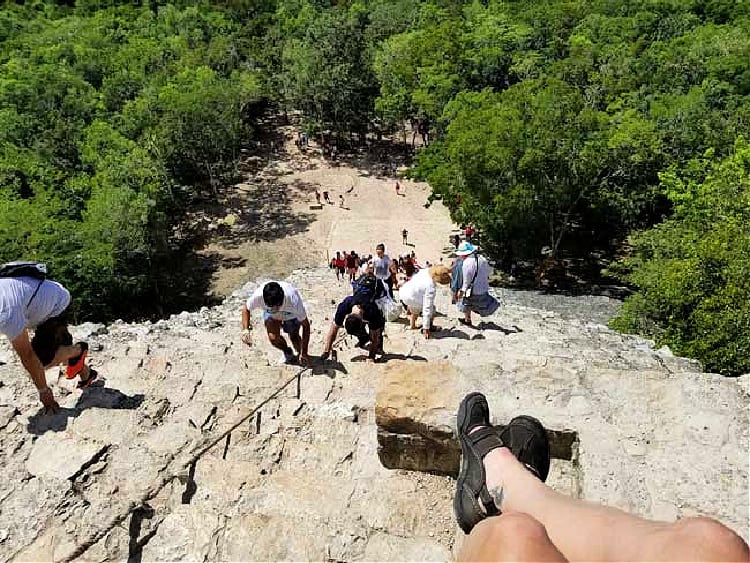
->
<box><xmin>205</xmin><ymin>129</ymin><xmax>456</xmax><ymax>296</ymax></box>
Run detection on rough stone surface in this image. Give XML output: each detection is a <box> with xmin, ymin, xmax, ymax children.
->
<box><xmin>375</xmin><ymin>283</ymin><xmax>749</xmax><ymax>545</ymax></box>
<box><xmin>0</xmin><ymin>265</ymin><xmax>747</xmax><ymax>561</ymax></box>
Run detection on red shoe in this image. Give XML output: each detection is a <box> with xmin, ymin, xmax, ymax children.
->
<box><xmin>66</xmin><ymin>342</ymin><xmax>88</xmax><ymax>379</ymax></box>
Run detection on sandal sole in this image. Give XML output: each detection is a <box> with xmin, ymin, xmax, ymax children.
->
<box><xmin>454</xmin><ymin>392</ymin><xmax>490</xmax><ymax>535</ymax></box>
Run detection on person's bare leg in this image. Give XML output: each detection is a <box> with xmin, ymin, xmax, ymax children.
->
<box><xmin>482</xmin><ymin>447</ymin><xmax>749</xmax><ymax>562</ymax></box>
<box><xmin>458</xmin><ymin>512</ymin><xmax>567</xmax><ymax>562</ymax></box>
<box><xmin>264</xmin><ymin>319</ymin><xmax>290</xmax><ymax>353</ymax></box>
<box><xmin>49</xmin><ymin>343</ymin><xmax>94</xmax><ymax>382</ymax></box>
<box><xmin>48</xmin><ymin>343</ymin><xmax>84</xmax><ymax>366</ymax></box>
<box><xmin>288</xmin><ymin>326</ymin><xmax>302</xmax><ymax>356</ymax></box>
<box><xmin>408</xmin><ymin>311</ymin><xmax>418</xmax><ymax>329</ymax></box>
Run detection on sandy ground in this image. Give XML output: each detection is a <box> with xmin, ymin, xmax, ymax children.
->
<box><xmin>206</xmin><ymin>131</ymin><xmax>457</xmax><ymax>297</ymax></box>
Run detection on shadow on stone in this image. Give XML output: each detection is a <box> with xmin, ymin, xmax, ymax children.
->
<box><xmin>128</xmin><ymin>504</ymin><xmax>156</xmax><ymax>563</ymax></box>
<box><xmin>430</xmin><ymin>328</ymin><xmax>470</xmax><ymax>340</ymax></box>
<box><xmin>26</xmin><ymin>386</ymin><xmax>145</xmax><ymax>435</ymax></box>
<box><xmin>309</xmin><ymin>358</ymin><xmax>348</xmax><ymax>376</ymax></box>
<box><xmin>477</xmin><ymin>322</ymin><xmax>523</xmax><ymax>335</ymax></box>
<box><xmin>351</xmin><ymin>353</ymin><xmax>428</xmax><ymax>363</ymax></box>
<box><xmin>378</xmin><ymin>424</ymin><xmax>579</xmax><ymax>478</ymax></box>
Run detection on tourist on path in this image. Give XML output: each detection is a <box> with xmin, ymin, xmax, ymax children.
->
<box><xmin>241</xmin><ymin>281</ymin><xmax>310</xmax><ymax>366</ymax></box>
<box><xmin>402</xmin><ymin>228</ymin><xmax>408</xmax><ymax>245</ymax></box>
<box><xmin>334</xmin><ymin>252</ymin><xmax>346</xmax><ymax>281</ymax></box>
<box><xmin>395</xmin><ymin>181</ymin><xmax>400</xmax><ymax>196</ymax></box>
<box><xmin>339</xmin><ymin>194</ymin><xmax>345</xmax><ymax>208</ymax></box>
<box><xmin>323</xmin><ymin>191</ymin><xmax>331</xmax><ymax>204</ymax></box>
<box><xmin>453</xmin><ymin>392</ymin><xmax>748</xmax><ymax>562</ymax></box>
<box><xmin>455</xmin><ymin>242</ymin><xmax>498</xmax><ymax>326</ymax></box>
<box><xmin>345</xmin><ymin>251</ymin><xmax>359</xmax><ymax>282</ymax></box>
<box><xmin>399</xmin><ymin>265</ymin><xmax>451</xmax><ymax>339</ymax></box>
<box><xmin>0</xmin><ymin>263</ymin><xmax>96</xmax><ymax>413</ymax></box>
<box><xmin>373</xmin><ymin>243</ymin><xmax>394</xmax><ymax>298</ymax></box>
<box><xmin>322</xmin><ymin>262</ymin><xmax>386</xmax><ymax>363</ymax></box>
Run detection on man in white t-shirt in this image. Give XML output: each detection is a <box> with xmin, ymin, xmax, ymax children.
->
<box><xmin>0</xmin><ymin>275</ymin><xmax>96</xmax><ymax>413</ymax></box>
<box><xmin>241</xmin><ymin>281</ymin><xmax>311</xmax><ymax>365</ymax></box>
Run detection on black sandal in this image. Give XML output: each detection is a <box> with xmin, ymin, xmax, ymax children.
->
<box><xmin>454</xmin><ymin>393</ymin><xmax>551</xmax><ymax>535</ymax></box>
<box><xmin>454</xmin><ymin>392</ymin><xmax>505</xmax><ymax>534</ymax></box>
<box><xmin>500</xmin><ymin>415</ymin><xmax>550</xmax><ymax>482</ymax></box>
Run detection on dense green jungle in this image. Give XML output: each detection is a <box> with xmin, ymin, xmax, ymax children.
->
<box><xmin>0</xmin><ymin>0</ymin><xmax>748</xmax><ymax>375</ymax></box>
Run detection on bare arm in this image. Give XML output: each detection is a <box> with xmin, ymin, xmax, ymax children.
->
<box><xmin>300</xmin><ymin>317</ymin><xmax>311</xmax><ymax>356</ymax></box>
<box><xmin>323</xmin><ymin>322</ymin><xmax>339</xmax><ymax>354</ymax></box>
<box><xmin>422</xmin><ymin>282</ymin><xmax>436</xmax><ymax>331</ymax></box>
<box><xmin>12</xmin><ymin>329</ymin><xmax>47</xmax><ymax>390</ymax></box>
<box><xmin>12</xmin><ymin>329</ymin><xmax>58</xmax><ymax>412</ymax></box>
<box><xmin>241</xmin><ymin>305</ymin><xmax>251</xmax><ymax>330</ymax></box>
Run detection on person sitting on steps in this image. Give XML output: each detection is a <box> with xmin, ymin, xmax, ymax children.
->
<box><xmin>454</xmin><ymin>392</ymin><xmax>749</xmax><ymax>562</ymax></box>
<box><xmin>241</xmin><ymin>281</ymin><xmax>311</xmax><ymax>366</ymax></box>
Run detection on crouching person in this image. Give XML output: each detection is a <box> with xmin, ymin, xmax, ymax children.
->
<box><xmin>241</xmin><ymin>281</ymin><xmax>311</xmax><ymax>366</ymax></box>
<box><xmin>0</xmin><ymin>264</ymin><xmax>96</xmax><ymax>414</ymax></box>
<box><xmin>399</xmin><ymin>265</ymin><xmax>452</xmax><ymax>338</ymax></box>
<box><xmin>321</xmin><ymin>290</ymin><xmax>386</xmax><ymax>363</ymax></box>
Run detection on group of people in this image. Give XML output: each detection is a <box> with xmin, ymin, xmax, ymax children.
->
<box><xmin>249</xmin><ymin>241</ymin><xmax>500</xmax><ymax>369</ymax></box>
<box><xmin>315</xmin><ymin>189</ymin><xmax>345</xmax><ymax>208</ymax></box>
<box><xmin>1</xmin><ymin>257</ymin><xmax>747</xmax><ymax>561</ymax></box>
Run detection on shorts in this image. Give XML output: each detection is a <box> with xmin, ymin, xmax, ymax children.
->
<box><xmin>338</xmin><ymin>267</ymin><xmax>345</xmax><ymax>275</ymax></box>
<box><xmin>31</xmin><ymin>308</ymin><xmax>73</xmax><ymax>366</ymax></box>
<box><xmin>401</xmin><ymin>300</ymin><xmax>421</xmax><ymax>315</ymax></box>
<box><xmin>463</xmin><ymin>293</ymin><xmax>500</xmax><ymax>317</ymax></box>
<box><xmin>263</xmin><ymin>313</ymin><xmax>302</xmax><ymax>335</ymax></box>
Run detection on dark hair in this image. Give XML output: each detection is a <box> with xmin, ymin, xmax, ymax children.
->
<box><xmin>403</xmin><ymin>262</ymin><xmax>415</xmax><ymax>277</ymax></box>
<box><xmin>344</xmin><ymin>315</ymin><xmax>364</xmax><ymax>336</ymax></box>
<box><xmin>376</xmin><ymin>243</ymin><xmax>385</xmax><ymax>251</ymax></box>
<box><xmin>262</xmin><ymin>282</ymin><xmax>284</xmax><ymax>307</ymax></box>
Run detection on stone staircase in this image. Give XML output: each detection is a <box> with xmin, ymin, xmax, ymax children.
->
<box><xmin>0</xmin><ymin>267</ymin><xmax>747</xmax><ymax>562</ymax></box>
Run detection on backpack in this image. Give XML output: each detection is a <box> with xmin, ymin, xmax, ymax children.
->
<box><xmin>351</xmin><ymin>274</ymin><xmax>380</xmax><ymax>304</ymax></box>
<box><xmin>0</xmin><ymin>261</ymin><xmax>47</xmax><ymax>280</ymax></box>
<box><xmin>0</xmin><ymin>261</ymin><xmax>48</xmax><ymax>307</ymax></box>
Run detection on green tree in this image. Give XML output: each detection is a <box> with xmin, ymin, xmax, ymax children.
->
<box><xmin>610</xmin><ymin>139</ymin><xmax>750</xmax><ymax>376</ymax></box>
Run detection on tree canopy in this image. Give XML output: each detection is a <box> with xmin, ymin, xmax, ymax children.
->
<box><xmin>1</xmin><ymin>0</ymin><xmax>749</xmax><ymax>374</ymax></box>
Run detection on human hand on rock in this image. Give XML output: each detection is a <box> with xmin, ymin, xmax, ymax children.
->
<box><xmin>39</xmin><ymin>387</ymin><xmax>59</xmax><ymax>414</ymax></box>
<box><xmin>241</xmin><ymin>329</ymin><xmax>252</xmax><ymax>346</ymax></box>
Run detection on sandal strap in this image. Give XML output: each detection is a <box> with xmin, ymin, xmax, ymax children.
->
<box><xmin>467</xmin><ymin>426</ymin><xmax>505</xmax><ymax>459</ymax></box>
<box><xmin>468</xmin><ymin>427</ymin><xmax>504</xmax><ymax>515</ymax></box>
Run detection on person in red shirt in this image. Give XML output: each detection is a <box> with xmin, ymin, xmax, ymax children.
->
<box><xmin>334</xmin><ymin>252</ymin><xmax>346</xmax><ymax>281</ymax></box>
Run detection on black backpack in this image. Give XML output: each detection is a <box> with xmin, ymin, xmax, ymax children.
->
<box><xmin>0</xmin><ymin>261</ymin><xmax>48</xmax><ymax>307</ymax></box>
<box><xmin>351</xmin><ymin>274</ymin><xmax>384</xmax><ymax>304</ymax></box>
<box><xmin>0</xmin><ymin>261</ymin><xmax>47</xmax><ymax>279</ymax></box>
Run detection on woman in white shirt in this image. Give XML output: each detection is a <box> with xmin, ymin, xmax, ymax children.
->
<box><xmin>399</xmin><ymin>265</ymin><xmax>451</xmax><ymax>338</ymax></box>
